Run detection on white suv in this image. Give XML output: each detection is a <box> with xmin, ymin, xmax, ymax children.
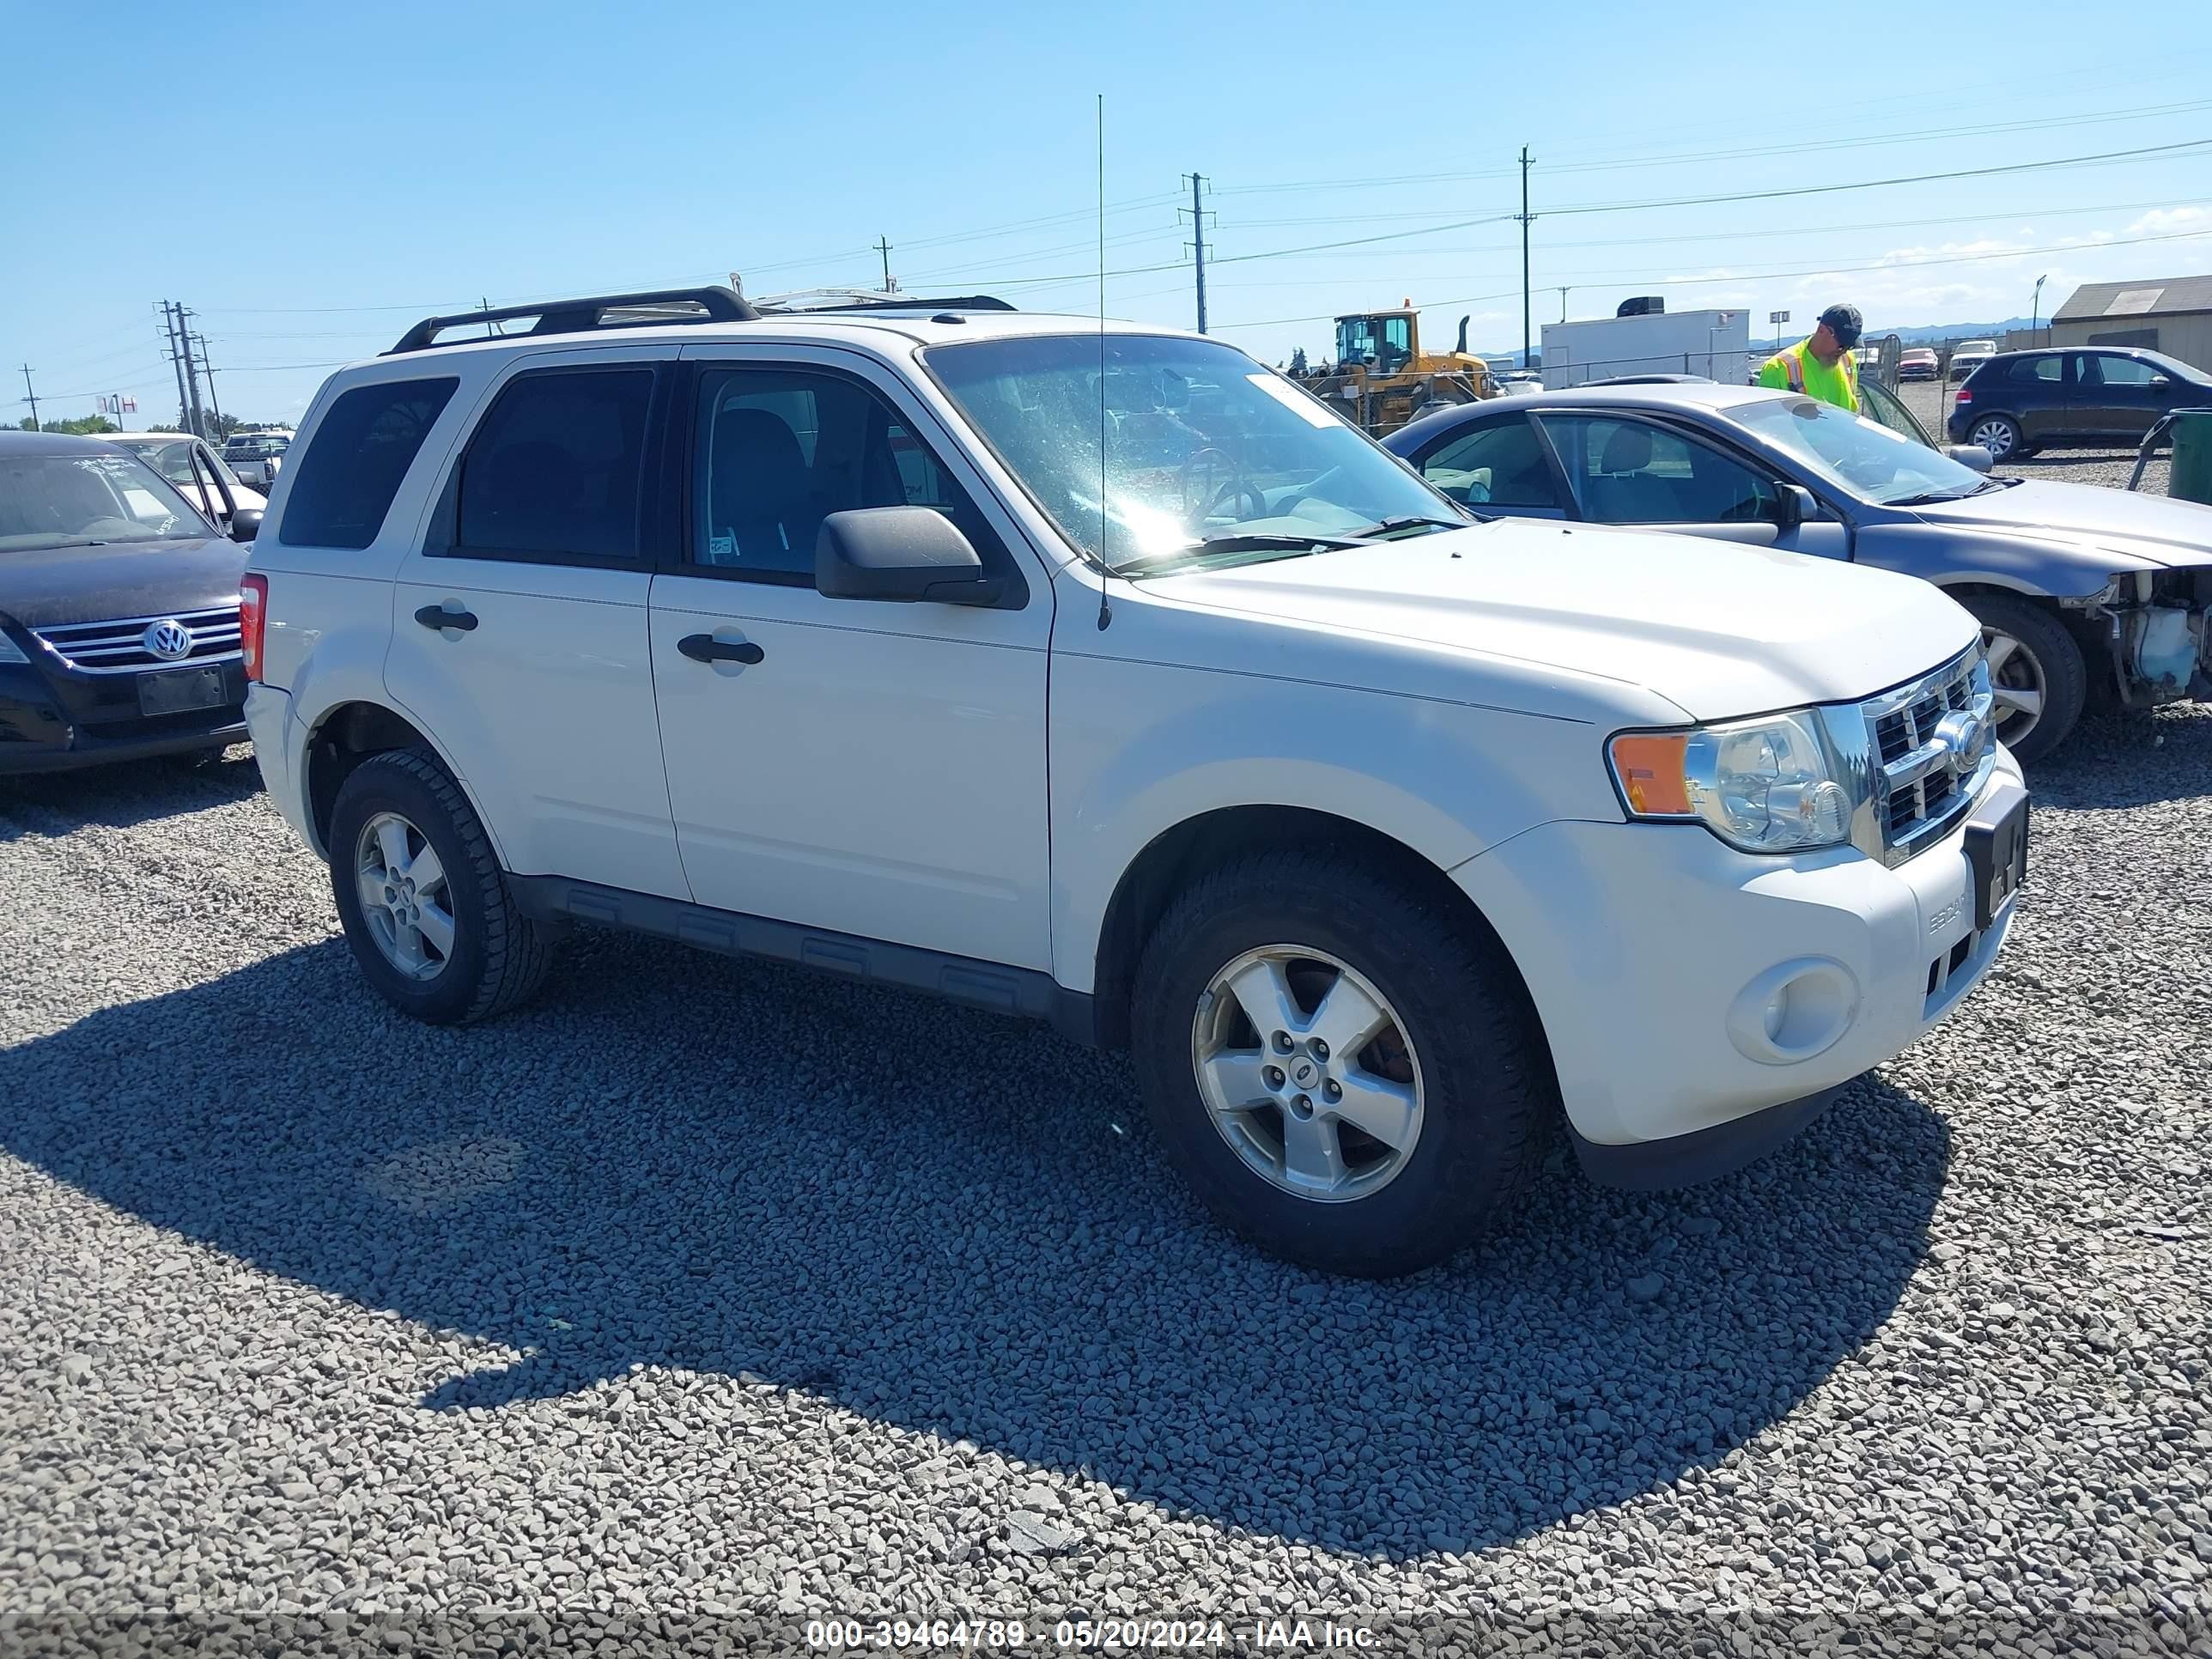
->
<box><xmin>241</xmin><ymin>286</ymin><xmax>2027</xmax><ymax>1276</ymax></box>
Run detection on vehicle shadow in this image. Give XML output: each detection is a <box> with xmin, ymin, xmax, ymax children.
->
<box><xmin>0</xmin><ymin>933</ymin><xmax>1949</xmax><ymax>1559</ymax></box>
<box><xmin>2021</xmin><ymin>702</ymin><xmax>2212</xmax><ymax>811</ymax></box>
<box><xmin>0</xmin><ymin>744</ymin><xmax>261</xmax><ymax>843</ymax></box>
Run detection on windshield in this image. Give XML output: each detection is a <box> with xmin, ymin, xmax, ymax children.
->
<box><xmin>0</xmin><ymin>452</ymin><xmax>212</xmax><ymax>551</ymax></box>
<box><xmin>1725</xmin><ymin>393</ymin><xmax>1988</xmax><ymax>505</ymax></box>
<box><xmin>2135</xmin><ymin>349</ymin><xmax>2212</xmax><ymax>386</ymax></box>
<box><xmin>925</xmin><ymin>333</ymin><xmax>1461</xmax><ymax>573</ymax></box>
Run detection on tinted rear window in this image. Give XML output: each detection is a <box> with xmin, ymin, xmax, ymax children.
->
<box><xmin>278</xmin><ymin>380</ymin><xmax>456</xmax><ymax>550</ymax></box>
<box><xmin>456</xmin><ymin>368</ymin><xmax>653</xmax><ymax>561</ymax></box>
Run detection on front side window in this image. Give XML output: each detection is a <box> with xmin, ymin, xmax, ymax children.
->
<box><xmin>1419</xmin><ymin>417</ymin><xmax>1564</xmax><ymax>508</ymax></box>
<box><xmin>0</xmin><ymin>453</ymin><xmax>208</xmax><ymax>551</ymax></box>
<box><xmin>691</xmin><ymin>367</ymin><xmax>1000</xmax><ymax>583</ymax></box>
<box><xmin>145</xmin><ymin>441</ymin><xmax>201</xmax><ymax>484</ymax></box>
<box><xmin>926</xmin><ymin>333</ymin><xmax>1459</xmax><ymax>574</ymax></box>
<box><xmin>1538</xmin><ymin>415</ymin><xmax>1778</xmax><ymax>525</ymax></box>
<box><xmin>280</xmin><ymin>379</ymin><xmax>457</xmax><ymax>550</ymax></box>
<box><xmin>2089</xmin><ymin>354</ymin><xmax>2159</xmax><ymax>387</ymax></box>
<box><xmin>1857</xmin><ymin>378</ymin><xmax>1936</xmax><ymax>448</ymax></box>
<box><xmin>1724</xmin><ymin>393</ymin><xmax>1987</xmax><ymax>506</ymax></box>
<box><xmin>456</xmin><ymin>369</ymin><xmax>653</xmax><ymax>561</ymax></box>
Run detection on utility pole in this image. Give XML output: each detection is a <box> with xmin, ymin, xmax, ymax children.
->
<box><xmin>1516</xmin><ymin>147</ymin><xmax>1537</xmax><ymax>367</ymax></box>
<box><xmin>161</xmin><ymin>302</ymin><xmax>191</xmax><ymax>432</ymax></box>
<box><xmin>176</xmin><ymin>307</ymin><xmax>206</xmax><ymax>438</ymax></box>
<box><xmin>19</xmin><ymin>365</ymin><xmax>39</xmax><ymax>432</ymax></box>
<box><xmin>1558</xmin><ymin>287</ymin><xmax>1570</xmax><ymax>323</ymax></box>
<box><xmin>481</xmin><ymin>297</ymin><xmax>496</xmax><ymax>339</ymax></box>
<box><xmin>1182</xmin><ymin>172</ymin><xmax>1210</xmax><ymax>335</ymax></box>
<box><xmin>875</xmin><ymin>235</ymin><xmax>896</xmax><ymax>293</ymax></box>
<box><xmin>194</xmin><ymin>333</ymin><xmax>223</xmax><ymax>427</ymax></box>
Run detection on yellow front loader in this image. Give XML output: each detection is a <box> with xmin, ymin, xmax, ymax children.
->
<box><xmin>1296</xmin><ymin>307</ymin><xmax>1492</xmax><ymax>436</ymax></box>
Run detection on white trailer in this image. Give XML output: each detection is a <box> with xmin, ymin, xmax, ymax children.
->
<box><xmin>1539</xmin><ymin>308</ymin><xmax>1753</xmax><ymax>389</ymax></box>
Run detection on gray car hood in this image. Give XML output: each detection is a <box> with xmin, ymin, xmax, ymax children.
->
<box><xmin>1910</xmin><ymin>480</ymin><xmax>2212</xmax><ymax>569</ymax></box>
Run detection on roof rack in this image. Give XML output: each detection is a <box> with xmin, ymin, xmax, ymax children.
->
<box><xmin>386</xmin><ymin>285</ymin><xmax>760</xmax><ymax>355</ymax></box>
<box><xmin>751</xmin><ymin>289</ymin><xmax>1017</xmax><ymax>316</ymax></box>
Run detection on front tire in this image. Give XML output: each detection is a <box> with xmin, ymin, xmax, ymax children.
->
<box><xmin>1960</xmin><ymin>593</ymin><xmax>2087</xmax><ymax>763</ymax></box>
<box><xmin>327</xmin><ymin>747</ymin><xmax>551</xmax><ymax>1024</ymax></box>
<box><xmin>1131</xmin><ymin>848</ymin><xmax>1553</xmax><ymax>1277</ymax></box>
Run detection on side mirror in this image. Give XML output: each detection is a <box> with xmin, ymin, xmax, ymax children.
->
<box><xmin>228</xmin><ymin>507</ymin><xmax>264</xmax><ymax>542</ymax></box>
<box><xmin>815</xmin><ymin>506</ymin><xmax>1002</xmax><ymax>605</ymax></box>
<box><xmin>1944</xmin><ymin>443</ymin><xmax>1994</xmax><ymax>474</ymax></box>
<box><xmin>1771</xmin><ymin>483</ymin><xmax>1819</xmax><ymax>528</ymax></box>
<box><xmin>2150</xmin><ymin>376</ymin><xmax>2172</xmax><ymax>392</ymax></box>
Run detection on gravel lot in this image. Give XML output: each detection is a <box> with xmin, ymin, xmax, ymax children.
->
<box><xmin>3</xmin><ymin>703</ymin><xmax>2210</xmax><ymax>1654</ymax></box>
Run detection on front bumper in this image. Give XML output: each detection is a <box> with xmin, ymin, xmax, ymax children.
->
<box><xmin>0</xmin><ymin>660</ymin><xmax>247</xmax><ymax>775</ymax></box>
<box><xmin>1452</xmin><ymin>747</ymin><xmax>2025</xmax><ymax>1182</ymax></box>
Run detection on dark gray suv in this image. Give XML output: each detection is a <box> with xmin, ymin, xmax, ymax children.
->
<box><xmin>1948</xmin><ymin>347</ymin><xmax>2212</xmax><ymax>461</ymax></box>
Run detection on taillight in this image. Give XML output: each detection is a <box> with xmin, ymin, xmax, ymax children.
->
<box><xmin>1954</xmin><ymin>387</ymin><xmax>1972</xmax><ymax>405</ymax></box>
<box><xmin>240</xmin><ymin>574</ymin><xmax>267</xmax><ymax>683</ymax></box>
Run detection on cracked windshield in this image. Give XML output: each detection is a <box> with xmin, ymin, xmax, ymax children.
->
<box><xmin>927</xmin><ymin>333</ymin><xmax>1463</xmax><ymax>574</ymax></box>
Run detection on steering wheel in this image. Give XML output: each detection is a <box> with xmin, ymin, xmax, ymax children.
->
<box><xmin>1181</xmin><ymin>447</ymin><xmax>1269</xmax><ymax>523</ymax></box>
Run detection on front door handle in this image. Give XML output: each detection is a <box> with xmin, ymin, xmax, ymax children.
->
<box><xmin>678</xmin><ymin>633</ymin><xmax>764</xmax><ymax>665</ymax></box>
<box><xmin>415</xmin><ymin>604</ymin><xmax>478</xmax><ymax>632</ymax></box>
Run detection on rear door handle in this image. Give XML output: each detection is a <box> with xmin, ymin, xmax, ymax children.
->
<box><xmin>415</xmin><ymin>604</ymin><xmax>478</xmax><ymax>632</ymax></box>
<box><xmin>678</xmin><ymin>633</ymin><xmax>764</xmax><ymax>665</ymax></box>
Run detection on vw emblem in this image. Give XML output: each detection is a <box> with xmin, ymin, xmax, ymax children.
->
<box><xmin>142</xmin><ymin>618</ymin><xmax>193</xmax><ymax>661</ymax></box>
<box><xmin>1930</xmin><ymin>708</ymin><xmax>1989</xmax><ymax>774</ymax></box>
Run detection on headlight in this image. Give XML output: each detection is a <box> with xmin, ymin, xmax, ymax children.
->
<box><xmin>1610</xmin><ymin>710</ymin><xmax>1860</xmax><ymax>853</ymax></box>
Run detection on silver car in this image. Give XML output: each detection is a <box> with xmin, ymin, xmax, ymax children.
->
<box><xmin>1385</xmin><ymin>380</ymin><xmax>2212</xmax><ymax>760</ymax></box>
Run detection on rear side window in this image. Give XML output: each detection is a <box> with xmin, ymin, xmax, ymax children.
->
<box><xmin>278</xmin><ymin>379</ymin><xmax>457</xmax><ymax>549</ymax></box>
<box><xmin>456</xmin><ymin>368</ymin><xmax>653</xmax><ymax>561</ymax></box>
<box><xmin>2006</xmin><ymin>356</ymin><xmax>2062</xmax><ymax>385</ymax></box>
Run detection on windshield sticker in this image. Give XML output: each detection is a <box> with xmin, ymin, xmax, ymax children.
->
<box><xmin>1245</xmin><ymin>373</ymin><xmax>1336</xmax><ymax>429</ymax></box>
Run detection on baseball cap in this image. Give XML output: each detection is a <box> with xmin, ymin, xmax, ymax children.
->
<box><xmin>1818</xmin><ymin>304</ymin><xmax>1863</xmax><ymax>347</ymax></box>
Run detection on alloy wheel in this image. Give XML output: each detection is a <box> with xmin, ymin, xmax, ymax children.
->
<box><xmin>1982</xmin><ymin>628</ymin><xmax>2047</xmax><ymax>749</ymax></box>
<box><xmin>1968</xmin><ymin>417</ymin><xmax>2018</xmax><ymax>460</ymax></box>
<box><xmin>355</xmin><ymin>811</ymin><xmax>457</xmax><ymax>981</ymax></box>
<box><xmin>1190</xmin><ymin>945</ymin><xmax>1425</xmax><ymax>1203</ymax></box>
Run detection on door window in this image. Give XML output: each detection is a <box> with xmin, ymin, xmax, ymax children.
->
<box><xmin>1856</xmin><ymin>379</ymin><xmax>1935</xmax><ymax>448</ymax></box>
<box><xmin>2089</xmin><ymin>354</ymin><xmax>2160</xmax><ymax>387</ymax></box>
<box><xmin>456</xmin><ymin>368</ymin><xmax>653</xmax><ymax>562</ymax></box>
<box><xmin>278</xmin><ymin>378</ymin><xmax>458</xmax><ymax>550</ymax></box>
<box><xmin>692</xmin><ymin>367</ymin><xmax>1000</xmax><ymax>584</ymax></box>
<box><xmin>2006</xmin><ymin>356</ymin><xmax>2063</xmax><ymax>386</ymax></box>
<box><xmin>1538</xmin><ymin>415</ymin><xmax>1778</xmax><ymax>525</ymax></box>
<box><xmin>1418</xmin><ymin>417</ymin><xmax>1563</xmax><ymax>508</ymax></box>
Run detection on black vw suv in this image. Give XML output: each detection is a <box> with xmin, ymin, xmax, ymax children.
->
<box><xmin>0</xmin><ymin>430</ymin><xmax>258</xmax><ymax>774</ymax></box>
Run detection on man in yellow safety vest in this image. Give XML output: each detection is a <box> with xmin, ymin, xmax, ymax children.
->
<box><xmin>1759</xmin><ymin>303</ymin><xmax>1863</xmax><ymax>413</ymax></box>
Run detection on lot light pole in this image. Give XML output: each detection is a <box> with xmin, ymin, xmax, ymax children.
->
<box><xmin>2033</xmin><ymin>273</ymin><xmax>2048</xmax><ymax>337</ymax></box>
<box><xmin>1516</xmin><ymin>147</ymin><xmax>1534</xmax><ymax>367</ymax></box>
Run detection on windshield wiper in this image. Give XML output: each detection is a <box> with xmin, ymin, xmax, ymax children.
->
<box><xmin>1111</xmin><ymin>532</ymin><xmax>1364</xmax><ymax>579</ymax></box>
<box><xmin>1348</xmin><ymin>514</ymin><xmax>1469</xmax><ymax>538</ymax></box>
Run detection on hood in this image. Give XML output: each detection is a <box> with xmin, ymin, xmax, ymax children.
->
<box><xmin>1150</xmin><ymin>520</ymin><xmax>1977</xmax><ymax>722</ymax></box>
<box><xmin>1911</xmin><ymin>480</ymin><xmax>2212</xmax><ymax>569</ymax></box>
<box><xmin>0</xmin><ymin>536</ymin><xmax>249</xmax><ymax>631</ymax></box>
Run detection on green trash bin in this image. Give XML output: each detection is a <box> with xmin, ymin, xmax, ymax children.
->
<box><xmin>2170</xmin><ymin>407</ymin><xmax>2212</xmax><ymax>505</ymax></box>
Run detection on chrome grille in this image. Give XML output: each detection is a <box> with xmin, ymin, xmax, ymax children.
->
<box><xmin>1857</xmin><ymin>647</ymin><xmax>1995</xmax><ymax>864</ymax></box>
<box><xmin>31</xmin><ymin>606</ymin><xmax>242</xmax><ymax>675</ymax></box>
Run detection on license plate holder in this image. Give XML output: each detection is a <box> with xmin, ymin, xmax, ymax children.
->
<box><xmin>137</xmin><ymin>666</ymin><xmax>226</xmax><ymax>718</ymax></box>
<box><xmin>1963</xmin><ymin>778</ymin><xmax>2029</xmax><ymax>931</ymax></box>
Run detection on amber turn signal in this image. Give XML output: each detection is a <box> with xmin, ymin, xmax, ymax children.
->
<box><xmin>1608</xmin><ymin>732</ymin><xmax>1693</xmax><ymax>817</ymax></box>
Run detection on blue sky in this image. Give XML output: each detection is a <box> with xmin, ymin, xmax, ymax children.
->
<box><xmin>6</xmin><ymin>0</ymin><xmax>2211</xmax><ymax>428</ymax></box>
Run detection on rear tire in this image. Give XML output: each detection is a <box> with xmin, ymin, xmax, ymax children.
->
<box><xmin>327</xmin><ymin>747</ymin><xmax>551</xmax><ymax>1024</ymax></box>
<box><xmin>1130</xmin><ymin>848</ymin><xmax>1553</xmax><ymax>1277</ymax></box>
<box><xmin>1960</xmin><ymin>593</ymin><xmax>2087</xmax><ymax>763</ymax></box>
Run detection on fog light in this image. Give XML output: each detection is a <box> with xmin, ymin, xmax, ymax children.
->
<box><xmin>1727</xmin><ymin>958</ymin><xmax>1861</xmax><ymax>1065</ymax></box>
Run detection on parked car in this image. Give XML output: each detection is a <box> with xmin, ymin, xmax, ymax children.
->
<box><xmin>103</xmin><ymin>431</ymin><xmax>267</xmax><ymax>538</ymax></box>
<box><xmin>242</xmin><ymin>287</ymin><xmax>2024</xmax><ymax>1277</ymax></box>
<box><xmin>1948</xmin><ymin>346</ymin><xmax>2212</xmax><ymax>462</ymax></box>
<box><xmin>221</xmin><ymin>430</ymin><xmax>293</xmax><ymax>489</ymax></box>
<box><xmin>0</xmin><ymin>430</ymin><xmax>254</xmax><ymax>773</ymax></box>
<box><xmin>1948</xmin><ymin>340</ymin><xmax>1998</xmax><ymax>381</ymax></box>
<box><xmin>1384</xmin><ymin>381</ymin><xmax>2212</xmax><ymax>761</ymax></box>
<box><xmin>1898</xmin><ymin>348</ymin><xmax>1940</xmax><ymax>382</ymax></box>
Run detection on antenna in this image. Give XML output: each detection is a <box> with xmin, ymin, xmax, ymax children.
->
<box><xmin>1096</xmin><ymin>91</ymin><xmax>1112</xmax><ymax>631</ymax></box>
